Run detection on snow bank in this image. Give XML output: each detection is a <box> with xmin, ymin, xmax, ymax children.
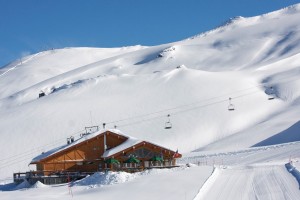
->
<box><xmin>0</xmin><ymin>182</ymin><xmax>17</xmax><ymax>191</ymax></box>
<box><xmin>193</xmin><ymin>167</ymin><xmax>220</xmax><ymax>200</ymax></box>
<box><xmin>31</xmin><ymin>181</ymin><xmax>48</xmax><ymax>188</ymax></box>
<box><xmin>14</xmin><ymin>180</ymin><xmax>31</xmax><ymax>190</ymax></box>
<box><xmin>75</xmin><ymin>167</ymin><xmax>186</xmax><ymax>189</ymax></box>
<box><xmin>75</xmin><ymin>171</ymin><xmax>138</xmax><ymax>188</ymax></box>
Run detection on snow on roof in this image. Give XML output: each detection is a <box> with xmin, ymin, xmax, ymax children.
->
<box><xmin>103</xmin><ymin>135</ymin><xmax>178</xmax><ymax>158</ymax></box>
<box><xmin>31</xmin><ymin>128</ymin><xmax>178</xmax><ymax>164</ymax></box>
<box><xmin>30</xmin><ymin>129</ymin><xmax>129</xmax><ymax>163</ymax></box>
<box><xmin>102</xmin><ymin>136</ymin><xmax>141</xmax><ymax>158</ymax></box>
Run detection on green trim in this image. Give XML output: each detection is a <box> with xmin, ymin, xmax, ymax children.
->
<box><xmin>125</xmin><ymin>157</ymin><xmax>140</xmax><ymax>163</ymax></box>
<box><xmin>150</xmin><ymin>156</ymin><xmax>163</xmax><ymax>161</ymax></box>
<box><xmin>105</xmin><ymin>158</ymin><xmax>120</xmax><ymax>164</ymax></box>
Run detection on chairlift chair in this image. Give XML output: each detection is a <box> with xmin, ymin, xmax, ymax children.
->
<box><xmin>165</xmin><ymin>114</ymin><xmax>172</xmax><ymax>129</ymax></box>
<box><xmin>228</xmin><ymin>97</ymin><xmax>235</xmax><ymax>111</ymax></box>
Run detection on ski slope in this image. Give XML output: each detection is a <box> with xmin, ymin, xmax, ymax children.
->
<box><xmin>1</xmin><ymin>3</ymin><xmax>300</xmax><ymax>200</ymax></box>
<box><xmin>0</xmin><ymin>46</ymin><xmax>146</xmax><ymax>98</ymax></box>
<box><xmin>0</xmin><ymin>166</ymin><xmax>214</xmax><ymax>200</ymax></box>
<box><xmin>186</xmin><ymin>141</ymin><xmax>300</xmax><ymax>200</ymax></box>
<box><xmin>194</xmin><ymin>165</ymin><xmax>300</xmax><ymax>200</ymax></box>
<box><xmin>1</xmin><ymin>140</ymin><xmax>300</xmax><ymax>200</ymax></box>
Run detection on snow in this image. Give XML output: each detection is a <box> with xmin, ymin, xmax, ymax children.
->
<box><xmin>195</xmin><ymin>165</ymin><xmax>300</xmax><ymax>200</ymax></box>
<box><xmin>31</xmin><ymin>128</ymin><xmax>171</xmax><ymax>162</ymax></box>
<box><xmin>102</xmin><ymin>136</ymin><xmax>141</xmax><ymax>158</ymax></box>
<box><xmin>74</xmin><ymin>171</ymin><xmax>138</xmax><ymax>187</ymax></box>
<box><xmin>31</xmin><ymin>181</ymin><xmax>48</xmax><ymax>189</ymax></box>
<box><xmin>0</xmin><ymin>166</ymin><xmax>213</xmax><ymax>200</ymax></box>
<box><xmin>0</xmin><ymin>46</ymin><xmax>146</xmax><ymax>99</ymax></box>
<box><xmin>1</xmin><ymin>3</ymin><xmax>300</xmax><ymax>200</ymax></box>
<box><xmin>14</xmin><ymin>179</ymin><xmax>31</xmax><ymax>190</ymax></box>
<box><xmin>187</xmin><ymin>142</ymin><xmax>300</xmax><ymax>199</ymax></box>
<box><xmin>2</xmin><ymin>141</ymin><xmax>300</xmax><ymax>199</ymax></box>
<box><xmin>30</xmin><ymin>129</ymin><xmax>126</xmax><ymax>162</ymax></box>
<box><xmin>193</xmin><ymin>167</ymin><xmax>220</xmax><ymax>200</ymax></box>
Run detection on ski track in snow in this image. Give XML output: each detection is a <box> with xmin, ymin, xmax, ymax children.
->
<box><xmin>0</xmin><ymin>53</ymin><xmax>42</xmax><ymax>78</ymax></box>
<box><xmin>195</xmin><ymin>165</ymin><xmax>300</xmax><ymax>200</ymax></box>
<box><xmin>188</xmin><ymin>141</ymin><xmax>300</xmax><ymax>200</ymax></box>
<box><xmin>1</xmin><ymin>141</ymin><xmax>300</xmax><ymax>199</ymax></box>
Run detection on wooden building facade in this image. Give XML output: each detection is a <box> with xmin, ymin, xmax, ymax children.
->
<box><xmin>14</xmin><ymin>129</ymin><xmax>181</xmax><ymax>184</ymax></box>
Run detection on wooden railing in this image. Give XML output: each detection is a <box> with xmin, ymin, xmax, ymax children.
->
<box><xmin>13</xmin><ymin>160</ymin><xmax>179</xmax><ymax>184</ymax></box>
<box><xmin>13</xmin><ymin>171</ymin><xmax>94</xmax><ymax>185</ymax></box>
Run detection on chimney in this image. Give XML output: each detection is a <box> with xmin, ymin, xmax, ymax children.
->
<box><xmin>104</xmin><ymin>132</ymin><xmax>107</xmax><ymax>152</ymax></box>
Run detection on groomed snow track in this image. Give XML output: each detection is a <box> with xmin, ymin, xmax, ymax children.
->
<box><xmin>194</xmin><ymin>165</ymin><xmax>300</xmax><ymax>200</ymax></box>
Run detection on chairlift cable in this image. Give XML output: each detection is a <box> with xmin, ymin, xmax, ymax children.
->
<box><xmin>117</xmin><ymin>90</ymin><xmax>259</xmax><ymax>128</ymax></box>
<box><xmin>1</xmin><ymin>74</ymin><xmax>299</xmax><ymax>169</ymax></box>
<box><xmin>0</xmin><ymin>129</ymin><xmax>85</xmax><ymax>163</ymax></box>
<box><xmin>106</xmin><ymin>74</ymin><xmax>298</xmax><ymax>126</ymax></box>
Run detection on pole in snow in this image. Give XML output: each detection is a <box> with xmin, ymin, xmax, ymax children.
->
<box><xmin>67</xmin><ymin>173</ymin><xmax>73</xmax><ymax>197</ymax></box>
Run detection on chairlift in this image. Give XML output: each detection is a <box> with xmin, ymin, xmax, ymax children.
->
<box><xmin>165</xmin><ymin>114</ymin><xmax>172</xmax><ymax>129</ymax></box>
<box><xmin>228</xmin><ymin>97</ymin><xmax>235</xmax><ymax>111</ymax></box>
<box><xmin>268</xmin><ymin>87</ymin><xmax>275</xmax><ymax>100</ymax></box>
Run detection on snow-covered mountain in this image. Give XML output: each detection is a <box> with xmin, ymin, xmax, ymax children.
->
<box><xmin>1</xmin><ymin>3</ymin><xmax>300</xmax><ymax>183</ymax></box>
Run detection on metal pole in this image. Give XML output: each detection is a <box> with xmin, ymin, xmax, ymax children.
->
<box><xmin>104</xmin><ymin>131</ymin><xmax>107</xmax><ymax>152</ymax></box>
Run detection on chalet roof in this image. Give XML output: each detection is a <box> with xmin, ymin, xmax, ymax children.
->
<box><xmin>102</xmin><ymin>137</ymin><xmax>177</xmax><ymax>159</ymax></box>
<box><xmin>31</xmin><ymin>129</ymin><xmax>179</xmax><ymax>164</ymax></box>
<box><xmin>31</xmin><ymin>129</ymin><xmax>129</xmax><ymax>163</ymax></box>
<box><xmin>102</xmin><ymin>136</ymin><xmax>141</xmax><ymax>158</ymax></box>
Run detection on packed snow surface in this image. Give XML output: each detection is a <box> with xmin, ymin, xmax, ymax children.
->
<box><xmin>195</xmin><ymin>165</ymin><xmax>300</xmax><ymax>200</ymax></box>
<box><xmin>1</xmin><ymin>141</ymin><xmax>300</xmax><ymax>199</ymax></box>
<box><xmin>1</xmin><ymin>3</ymin><xmax>300</xmax><ymax>200</ymax></box>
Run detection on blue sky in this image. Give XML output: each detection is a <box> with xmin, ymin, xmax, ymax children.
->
<box><xmin>0</xmin><ymin>0</ymin><xmax>300</xmax><ymax>67</ymax></box>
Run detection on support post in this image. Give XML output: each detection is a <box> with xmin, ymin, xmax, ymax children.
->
<box><xmin>104</xmin><ymin>132</ymin><xmax>107</xmax><ymax>152</ymax></box>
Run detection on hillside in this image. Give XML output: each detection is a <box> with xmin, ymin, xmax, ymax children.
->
<box><xmin>1</xmin><ymin>3</ymin><xmax>300</xmax><ymax>183</ymax></box>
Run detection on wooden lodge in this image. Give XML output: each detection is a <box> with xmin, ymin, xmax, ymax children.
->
<box><xmin>14</xmin><ymin>128</ymin><xmax>181</xmax><ymax>185</ymax></box>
